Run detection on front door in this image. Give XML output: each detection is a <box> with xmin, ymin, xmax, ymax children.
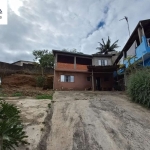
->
<box><xmin>96</xmin><ymin>77</ymin><xmax>101</xmax><ymax>90</ymax></box>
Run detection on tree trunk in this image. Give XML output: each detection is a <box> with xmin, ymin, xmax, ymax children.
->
<box><xmin>41</xmin><ymin>67</ymin><xmax>44</xmax><ymax>76</ymax></box>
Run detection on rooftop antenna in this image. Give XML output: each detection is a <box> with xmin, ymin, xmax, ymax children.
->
<box><xmin>119</xmin><ymin>16</ymin><xmax>131</xmax><ymax>37</ymax></box>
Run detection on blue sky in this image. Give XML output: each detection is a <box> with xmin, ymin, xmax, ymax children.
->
<box><xmin>0</xmin><ymin>0</ymin><xmax>150</xmax><ymax>63</ymax></box>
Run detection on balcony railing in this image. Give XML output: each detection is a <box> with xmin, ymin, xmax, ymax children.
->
<box><xmin>76</xmin><ymin>64</ymin><xmax>88</xmax><ymax>71</ymax></box>
<box><xmin>56</xmin><ymin>62</ymin><xmax>74</xmax><ymax>70</ymax></box>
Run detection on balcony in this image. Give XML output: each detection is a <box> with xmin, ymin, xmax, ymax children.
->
<box><xmin>55</xmin><ymin>62</ymin><xmax>88</xmax><ymax>72</ymax></box>
<box><xmin>124</xmin><ymin>36</ymin><xmax>150</xmax><ymax>68</ymax></box>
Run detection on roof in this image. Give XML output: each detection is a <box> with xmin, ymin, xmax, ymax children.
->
<box><xmin>92</xmin><ymin>53</ymin><xmax>113</xmax><ymax>57</ymax></box>
<box><xmin>87</xmin><ymin>65</ymin><xmax>119</xmax><ymax>72</ymax></box>
<box><xmin>113</xmin><ymin>19</ymin><xmax>150</xmax><ymax>65</ymax></box>
<box><xmin>12</xmin><ymin>60</ymin><xmax>34</xmax><ymax>64</ymax></box>
<box><xmin>52</xmin><ymin>50</ymin><xmax>92</xmax><ymax>58</ymax></box>
<box><xmin>52</xmin><ymin>50</ymin><xmax>115</xmax><ymax>58</ymax></box>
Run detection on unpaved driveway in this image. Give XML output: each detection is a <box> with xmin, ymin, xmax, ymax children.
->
<box><xmin>39</xmin><ymin>91</ymin><xmax>150</xmax><ymax>150</ymax></box>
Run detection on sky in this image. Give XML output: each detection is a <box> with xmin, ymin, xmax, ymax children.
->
<box><xmin>0</xmin><ymin>0</ymin><xmax>150</xmax><ymax>63</ymax></box>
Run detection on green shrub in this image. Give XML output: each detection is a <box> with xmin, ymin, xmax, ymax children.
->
<box><xmin>36</xmin><ymin>94</ymin><xmax>52</xmax><ymax>100</ymax></box>
<box><xmin>36</xmin><ymin>76</ymin><xmax>45</xmax><ymax>87</ymax></box>
<box><xmin>0</xmin><ymin>100</ymin><xmax>28</xmax><ymax>150</ymax></box>
<box><xmin>127</xmin><ymin>69</ymin><xmax>150</xmax><ymax>108</ymax></box>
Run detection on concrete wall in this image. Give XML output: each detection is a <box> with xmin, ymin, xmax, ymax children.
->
<box><xmin>54</xmin><ymin>71</ymin><xmax>92</xmax><ymax>90</ymax></box>
<box><xmin>13</xmin><ymin>61</ymin><xmax>34</xmax><ymax>66</ymax></box>
<box><xmin>92</xmin><ymin>57</ymin><xmax>112</xmax><ymax>66</ymax></box>
<box><xmin>0</xmin><ymin>61</ymin><xmax>54</xmax><ymax>76</ymax></box>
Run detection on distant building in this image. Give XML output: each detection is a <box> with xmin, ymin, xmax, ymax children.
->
<box><xmin>114</xmin><ymin>19</ymin><xmax>150</xmax><ymax>67</ymax></box>
<box><xmin>53</xmin><ymin>50</ymin><xmax>118</xmax><ymax>91</ymax></box>
<box><xmin>12</xmin><ymin>60</ymin><xmax>34</xmax><ymax>66</ymax></box>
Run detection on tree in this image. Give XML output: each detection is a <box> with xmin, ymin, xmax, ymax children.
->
<box><xmin>33</xmin><ymin>50</ymin><xmax>54</xmax><ymax>76</ymax></box>
<box><xmin>96</xmin><ymin>36</ymin><xmax>119</xmax><ymax>54</ymax></box>
<box><xmin>0</xmin><ymin>100</ymin><xmax>28</xmax><ymax>150</ymax></box>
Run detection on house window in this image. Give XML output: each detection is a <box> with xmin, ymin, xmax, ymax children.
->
<box><xmin>98</xmin><ymin>60</ymin><xmax>108</xmax><ymax>66</ymax></box>
<box><xmin>60</xmin><ymin>75</ymin><xmax>74</xmax><ymax>82</ymax></box>
<box><xmin>87</xmin><ymin>77</ymin><xmax>91</xmax><ymax>81</ymax></box>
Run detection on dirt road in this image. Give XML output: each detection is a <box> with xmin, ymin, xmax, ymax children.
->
<box><xmin>39</xmin><ymin>91</ymin><xmax>150</xmax><ymax>150</ymax></box>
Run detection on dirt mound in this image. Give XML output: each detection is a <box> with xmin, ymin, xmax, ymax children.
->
<box><xmin>0</xmin><ymin>74</ymin><xmax>54</xmax><ymax>97</ymax></box>
<box><xmin>2</xmin><ymin>74</ymin><xmax>36</xmax><ymax>88</ymax></box>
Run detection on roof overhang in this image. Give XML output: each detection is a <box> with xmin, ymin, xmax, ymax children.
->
<box><xmin>52</xmin><ymin>50</ymin><xmax>92</xmax><ymax>58</ymax></box>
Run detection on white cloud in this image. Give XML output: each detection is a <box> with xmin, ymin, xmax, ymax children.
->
<box><xmin>0</xmin><ymin>0</ymin><xmax>149</xmax><ymax>63</ymax></box>
<box><xmin>8</xmin><ymin>0</ymin><xmax>23</xmax><ymax>16</ymax></box>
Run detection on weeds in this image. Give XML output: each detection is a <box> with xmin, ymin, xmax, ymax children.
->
<box><xmin>36</xmin><ymin>76</ymin><xmax>45</xmax><ymax>87</ymax></box>
<box><xmin>48</xmin><ymin>103</ymin><xmax>51</xmax><ymax>108</ymax></box>
<box><xmin>0</xmin><ymin>92</ymin><xmax>7</xmax><ymax>97</ymax></box>
<box><xmin>12</xmin><ymin>92</ymin><xmax>23</xmax><ymax>97</ymax></box>
<box><xmin>0</xmin><ymin>100</ymin><xmax>28</xmax><ymax>149</ymax></box>
<box><xmin>127</xmin><ymin>68</ymin><xmax>150</xmax><ymax>108</ymax></box>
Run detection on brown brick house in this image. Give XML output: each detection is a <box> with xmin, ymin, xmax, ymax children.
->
<box><xmin>53</xmin><ymin>50</ymin><xmax>118</xmax><ymax>91</ymax></box>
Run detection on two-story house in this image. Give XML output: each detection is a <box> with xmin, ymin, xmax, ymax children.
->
<box><xmin>114</xmin><ymin>19</ymin><xmax>150</xmax><ymax>67</ymax></box>
<box><xmin>53</xmin><ymin>50</ymin><xmax>118</xmax><ymax>91</ymax></box>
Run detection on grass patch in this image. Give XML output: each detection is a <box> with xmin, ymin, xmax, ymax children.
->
<box><xmin>12</xmin><ymin>92</ymin><xmax>23</xmax><ymax>97</ymax></box>
<box><xmin>0</xmin><ymin>93</ymin><xmax>7</xmax><ymax>97</ymax></box>
<box><xmin>36</xmin><ymin>94</ymin><xmax>53</xmax><ymax>100</ymax></box>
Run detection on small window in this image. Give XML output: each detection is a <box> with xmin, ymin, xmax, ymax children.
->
<box><xmin>98</xmin><ymin>60</ymin><xmax>108</xmax><ymax>66</ymax></box>
<box><xmin>60</xmin><ymin>75</ymin><xmax>74</xmax><ymax>82</ymax></box>
<box><xmin>98</xmin><ymin>60</ymin><xmax>101</xmax><ymax>65</ymax></box>
<box><xmin>104</xmin><ymin>77</ymin><xmax>109</xmax><ymax>81</ymax></box>
<box><xmin>87</xmin><ymin>77</ymin><xmax>91</xmax><ymax>81</ymax></box>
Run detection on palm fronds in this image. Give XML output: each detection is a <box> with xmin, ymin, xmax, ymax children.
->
<box><xmin>97</xmin><ymin>36</ymin><xmax>119</xmax><ymax>54</ymax></box>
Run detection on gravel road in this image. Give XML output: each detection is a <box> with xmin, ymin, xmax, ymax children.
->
<box><xmin>38</xmin><ymin>91</ymin><xmax>150</xmax><ymax>150</ymax></box>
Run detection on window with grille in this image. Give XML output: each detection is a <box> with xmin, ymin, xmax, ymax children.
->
<box><xmin>60</xmin><ymin>75</ymin><xmax>74</xmax><ymax>82</ymax></box>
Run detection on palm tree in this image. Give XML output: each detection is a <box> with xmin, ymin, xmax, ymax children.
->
<box><xmin>96</xmin><ymin>36</ymin><xmax>119</xmax><ymax>54</ymax></box>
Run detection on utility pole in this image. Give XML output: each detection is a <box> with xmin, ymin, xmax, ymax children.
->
<box><xmin>119</xmin><ymin>16</ymin><xmax>131</xmax><ymax>37</ymax></box>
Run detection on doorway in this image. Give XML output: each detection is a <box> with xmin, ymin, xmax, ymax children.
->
<box><xmin>96</xmin><ymin>77</ymin><xmax>101</xmax><ymax>90</ymax></box>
